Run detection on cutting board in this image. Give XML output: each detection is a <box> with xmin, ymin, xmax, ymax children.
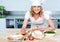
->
<box><xmin>22</xmin><ymin>38</ymin><xmax>56</xmax><ymax>42</ymax></box>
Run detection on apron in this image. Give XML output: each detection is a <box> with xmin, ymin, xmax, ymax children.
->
<box><xmin>31</xmin><ymin>17</ymin><xmax>49</xmax><ymax>28</ymax></box>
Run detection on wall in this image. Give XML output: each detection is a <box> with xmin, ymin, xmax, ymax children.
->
<box><xmin>0</xmin><ymin>0</ymin><xmax>60</xmax><ymax>11</ymax></box>
<box><xmin>0</xmin><ymin>18</ymin><xmax>6</xmax><ymax>30</ymax></box>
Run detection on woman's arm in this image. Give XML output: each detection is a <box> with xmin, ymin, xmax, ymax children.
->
<box><xmin>47</xmin><ymin>18</ymin><xmax>55</xmax><ymax>30</ymax></box>
<box><xmin>21</xmin><ymin>18</ymin><xmax>28</xmax><ymax>34</ymax></box>
<box><xmin>22</xmin><ymin>18</ymin><xmax>28</xmax><ymax>29</ymax></box>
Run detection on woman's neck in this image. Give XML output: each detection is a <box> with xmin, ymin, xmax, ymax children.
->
<box><xmin>34</xmin><ymin>14</ymin><xmax>39</xmax><ymax>16</ymax></box>
<box><xmin>33</xmin><ymin>14</ymin><xmax>40</xmax><ymax>20</ymax></box>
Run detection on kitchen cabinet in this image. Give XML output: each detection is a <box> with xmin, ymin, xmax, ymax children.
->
<box><xmin>52</xmin><ymin>19</ymin><xmax>60</xmax><ymax>29</ymax></box>
<box><xmin>6</xmin><ymin>18</ymin><xmax>31</xmax><ymax>28</ymax></box>
<box><xmin>6</xmin><ymin>18</ymin><xmax>60</xmax><ymax>29</ymax></box>
<box><xmin>6</xmin><ymin>19</ymin><xmax>14</xmax><ymax>28</ymax></box>
<box><xmin>58</xmin><ymin>19</ymin><xmax>60</xmax><ymax>28</ymax></box>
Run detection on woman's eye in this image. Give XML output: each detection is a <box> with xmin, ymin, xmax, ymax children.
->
<box><xmin>34</xmin><ymin>6</ymin><xmax>40</xmax><ymax>7</ymax></box>
<box><xmin>38</xmin><ymin>6</ymin><xmax>40</xmax><ymax>7</ymax></box>
<box><xmin>33</xmin><ymin>6</ymin><xmax>36</xmax><ymax>7</ymax></box>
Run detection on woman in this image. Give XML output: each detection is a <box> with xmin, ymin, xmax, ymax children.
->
<box><xmin>21</xmin><ymin>0</ymin><xmax>55</xmax><ymax>39</ymax></box>
<box><xmin>21</xmin><ymin>6</ymin><xmax>55</xmax><ymax>31</ymax></box>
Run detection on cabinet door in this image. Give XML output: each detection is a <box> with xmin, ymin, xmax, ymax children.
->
<box><xmin>6</xmin><ymin>19</ymin><xmax>14</xmax><ymax>28</ymax></box>
<box><xmin>58</xmin><ymin>19</ymin><xmax>60</xmax><ymax>28</ymax></box>
<box><xmin>15</xmin><ymin>19</ymin><xmax>31</xmax><ymax>28</ymax></box>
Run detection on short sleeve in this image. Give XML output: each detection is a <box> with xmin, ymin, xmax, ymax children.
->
<box><xmin>25</xmin><ymin>11</ymin><xmax>30</xmax><ymax>19</ymax></box>
<box><xmin>43</xmin><ymin>11</ymin><xmax>51</xmax><ymax>20</ymax></box>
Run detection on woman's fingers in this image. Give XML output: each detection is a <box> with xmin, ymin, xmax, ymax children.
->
<box><xmin>21</xmin><ymin>28</ymin><xmax>27</xmax><ymax>35</ymax></box>
<box><xmin>45</xmin><ymin>27</ymin><xmax>55</xmax><ymax>30</ymax></box>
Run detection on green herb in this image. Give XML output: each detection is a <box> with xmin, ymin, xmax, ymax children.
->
<box><xmin>44</xmin><ymin>30</ymin><xmax>55</xmax><ymax>34</ymax></box>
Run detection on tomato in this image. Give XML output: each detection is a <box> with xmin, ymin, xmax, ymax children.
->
<box><xmin>29</xmin><ymin>37</ymin><xmax>34</xmax><ymax>41</ymax></box>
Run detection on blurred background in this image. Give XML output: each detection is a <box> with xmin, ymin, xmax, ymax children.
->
<box><xmin>0</xmin><ymin>0</ymin><xmax>60</xmax><ymax>30</ymax></box>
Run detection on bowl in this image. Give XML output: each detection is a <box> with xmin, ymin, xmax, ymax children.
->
<box><xmin>44</xmin><ymin>30</ymin><xmax>56</xmax><ymax>37</ymax></box>
<box><xmin>32</xmin><ymin>30</ymin><xmax>44</xmax><ymax>39</ymax></box>
<box><xmin>45</xmin><ymin>33</ymin><xmax>55</xmax><ymax>37</ymax></box>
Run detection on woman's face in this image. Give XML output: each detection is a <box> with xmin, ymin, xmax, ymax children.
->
<box><xmin>33</xmin><ymin>6</ymin><xmax>41</xmax><ymax>14</ymax></box>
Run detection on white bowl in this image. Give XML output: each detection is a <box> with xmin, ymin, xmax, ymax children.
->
<box><xmin>32</xmin><ymin>30</ymin><xmax>44</xmax><ymax>39</ymax></box>
<box><xmin>45</xmin><ymin>33</ymin><xmax>55</xmax><ymax>37</ymax></box>
<box><xmin>44</xmin><ymin>30</ymin><xmax>56</xmax><ymax>37</ymax></box>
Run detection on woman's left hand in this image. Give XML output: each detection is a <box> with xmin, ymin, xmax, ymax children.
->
<box><xmin>45</xmin><ymin>27</ymin><xmax>55</xmax><ymax>30</ymax></box>
<box><xmin>49</xmin><ymin>27</ymin><xmax>55</xmax><ymax>30</ymax></box>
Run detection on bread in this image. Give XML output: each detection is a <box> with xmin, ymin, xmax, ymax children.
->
<box><xmin>7</xmin><ymin>37</ymin><xmax>16</xmax><ymax>40</ymax></box>
<box><xmin>7</xmin><ymin>34</ymin><xmax>23</xmax><ymax>40</ymax></box>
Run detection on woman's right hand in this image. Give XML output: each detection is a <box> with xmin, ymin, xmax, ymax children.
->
<box><xmin>16</xmin><ymin>28</ymin><xmax>26</xmax><ymax>35</ymax></box>
<box><xmin>21</xmin><ymin>28</ymin><xmax>27</xmax><ymax>35</ymax></box>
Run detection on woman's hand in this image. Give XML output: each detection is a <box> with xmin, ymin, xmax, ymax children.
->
<box><xmin>49</xmin><ymin>27</ymin><xmax>55</xmax><ymax>30</ymax></box>
<box><xmin>47</xmin><ymin>18</ymin><xmax>55</xmax><ymax>30</ymax></box>
<box><xmin>21</xmin><ymin>28</ymin><xmax>27</xmax><ymax>35</ymax></box>
<box><xmin>45</xmin><ymin>27</ymin><xmax>55</xmax><ymax>30</ymax></box>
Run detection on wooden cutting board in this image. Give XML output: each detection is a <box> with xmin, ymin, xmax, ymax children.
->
<box><xmin>22</xmin><ymin>38</ymin><xmax>56</xmax><ymax>42</ymax></box>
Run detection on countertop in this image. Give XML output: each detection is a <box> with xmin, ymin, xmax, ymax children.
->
<box><xmin>0</xmin><ymin>29</ymin><xmax>60</xmax><ymax>42</ymax></box>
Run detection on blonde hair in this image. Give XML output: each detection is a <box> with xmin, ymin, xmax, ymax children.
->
<box><xmin>30</xmin><ymin>6</ymin><xmax>43</xmax><ymax>17</ymax></box>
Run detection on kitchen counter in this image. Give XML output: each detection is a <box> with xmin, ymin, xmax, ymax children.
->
<box><xmin>0</xmin><ymin>29</ymin><xmax>60</xmax><ymax>42</ymax></box>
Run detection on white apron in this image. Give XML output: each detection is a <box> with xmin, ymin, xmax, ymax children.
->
<box><xmin>31</xmin><ymin>16</ymin><xmax>49</xmax><ymax>28</ymax></box>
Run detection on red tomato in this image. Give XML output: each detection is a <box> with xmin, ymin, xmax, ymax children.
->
<box><xmin>29</xmin><ymin>37</ymin><xmax>34</xmax><ymax>41</ymax></box>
